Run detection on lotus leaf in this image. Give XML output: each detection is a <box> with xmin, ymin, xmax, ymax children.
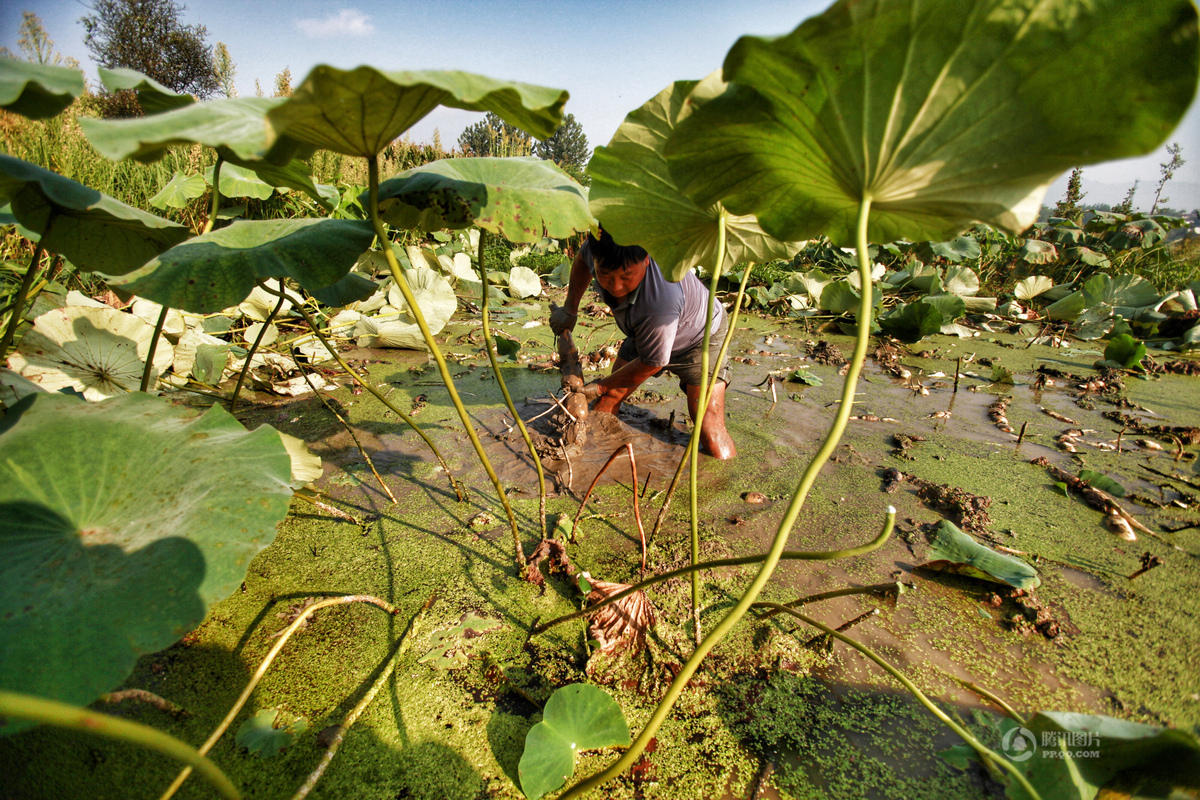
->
<box><xmin>375</xmin><ymin>157</ymin><xmax>593</xmax><ymax>244</ymax></box>
<box><xmin>356</xmin><ymin>269</ymin><xmax>457</xmax><ymax>349</ymax></box>
<box><xmin>277</xmin><ymin>432</ymin><xmax>323</xmax><ymax>488</ymax></box>
<box><xmin>547</xmin><ymin>258</ymin><xmax>573</xmax><ymax>288</ymax></box>
<box><xmin>820</xmin><ymin>281</ymin><xmax>860</xmax><ymax>314</ymax></box>
<box><xmin>238</xmin><ymin>281</ymin><xmax>302</xmax><ymax>321</ymax></box>
<box><xmin>211</xmin><ymin>159</ymin><xmax>330</xmax><ymax>208</ymax></box>
<box><xmin>1045</xmin><ymin>291</ymin><xmax>1087</xmax><ymax>322</ymax></box>
<box><xmin>0</xmin><ymin>58</ymin><xmax>85</xmax><ymax>120</ymax></box>
<box><xmin>129</xmin><ymin>298</ymin><xmax>185</xmax><ymax>339</ymax></box>
<box><xmin>929</xmin><ymin>237</ymin><xmax>981</xmax><ymax>263</ymax></box>
<box><xmin>667</xmin><ymin>0</ymin><xmax>1197</xmax><ymax>246</ymax></box>
<box><xmin>0</xmin><ymin>392</ymin><xmax>293</xmax><ymax>728</ymax></box>
<box><xmin>922</xmin><ymin>519</ymin><xmax>1039</xmax><ymax>590</ymax></box>
<box><xmin>308</xmin><ymin>273</ymin><xmax>378</xmax><ymax>307</ymax></box>
<box><xmin>235</xmin><ymin>707</ymin><xmax>308</xmax><ymax>757</ymax></box>
<box><xmin>518</xmin><ymin>684</ymin><xmax>630</xmax><ymax>800</ymax></box>
<box><xmin>1103</xmin><ymin>334</ymin><xmax>1147</xmax><ymax>369</ymax></box>
<box><xmin>943</xmin><ymin>266</ymin><xmax>980</xmax><ymax>297</ymax></box>
<box><xmin>269</xmin><ymin>66</ymin><xmax>568</xmax><ymax>158</ymax></box>
<box><xmin>1019</xmin><ymin>239</ymin><xmax>1059</xmax><ymax>265</ymax></box>
<box><xmin>1067</xmin><ymin>246</ymin><xmax>1110</xmax><ymax>268</ymax></box>
<box><xmin>879</xmin><ymin>300</ymin><xmax>944</xmax><ymax>343</ymax></box>
<box><xmin>508</xmin><ymin>266</ymin><xmax>542</xmax><ymax>298</ymax></box>
<box><xmin>418</xmin><ymin>613</ymin><xmax>502</xmax><ymax>670</ymax></box>
<box><xmin>588</xmin><ymin>74</ymin><xmax>798</xmax><ymax>279</ymax></box>
<box><xmin>205</xmin><ymin>162</ymin><xmax>275</xmax><ymax>200</ymax></box>
<box><xmin>1014</xmin><ymin>276</ymin><xmax>1054</xmax><ymax>301</ymax></box>
<box><xmin>149</xmin><ymin>172</ymin><xmax>207</xmax><ymax>210</ymax></box>
<box><xmin>0</xmin><ymin>155</ymin><xmax>189</xmax><ymax>275</ymax></box>
<box><xmin>78</xmin><ymin>97</ymin><xmax>303</xmax><ymax>165</ymax></box>
<box><xmin>6</xmin><ymin>306</ymin><xmax>173</xmax><ymax>400</ymax></box>
<box><xmin>921</xmin><ymin>294</ymin><xmax>967</xmax><ymax>322</ymax></box>
<box><xmin>110</xmin><ymin>219</ymin><xmax>374</xmax><ymax>313</ymax></box>
<box><xmin>172</xmin><ymin>328</ymin><xmax>231</xmax><ymax>383</ymax></box>
<box><xmin>96</xmin><ymin>67</ymin><xmax>193</xmax><ymax>114</ymax></box>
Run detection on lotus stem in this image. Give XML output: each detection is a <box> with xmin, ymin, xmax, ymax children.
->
<box><xmin>948</xmin><ymin>676</ymin><xmax>1027</xmax><ymax>725</ymax></box>
<box><xmin>569</xmin><ymin>443</ymin><xmax>646</xmax><ymax>568</ymax></box>
<box><xmin>97</xmin><ymin>689</ymin><xmax>188</xmax><ymax>717</ymax></box>
<box><xmin>0</xmin><ymin>240</ymin><xmax>45</xmax><ymax>364</ymax></box>
<box><xmin>139</xmin><ymin>304</ymin><xmax>171</xmax><ymax>392</ymax></box>
<box><xmin>685</xmin><ymin>210</ymin><xmax>727</xmax><ymax>643</ymax></box>
<box><xmin>296</xmin><ymin>358</ymin><xmax>396</xmax><ymax>504</ymax></box>
<box><xmin>366</xmin><ymin>156</ymin><xmax>524</xmax><ymax>567</ymax></box>
<box><xmin>754</xmin><ymin>604</ymin><xmax>1041</xmax><ymax>800</ymax></box>
<box><xmin>533</xmin><ymin>506</ymin><xmax>893</xmax><ymax>636</ymax></box>
<box><xmin>265</xmin><ymin>284</ymin><xmax>464</xmax><ymax>502</ymax></box>
<box><xmin>157</xmin><ymin>595</ymin><xmax>397</xmax><ymax>800</ymax></box>
<box><xmin>477</xmin><ymin>229</ymin><xmax>547</xmax><ymax>540</ymax></box>
<box><xmin>292</xmin><ymin>488</ymin><xmax>361</xmax><ymax>524</ymax></box>
<box><xmin>0</xmin><ymin>691</ymin><xmax>239</xmax><ymax>800</ymax></box>
<box><xmin>754</xmin><ymin>581</ymin><xmax>906</xmax><ymax>619</ymax></box>
<box><xmin>558</xmin><ymin>197</ymin><xmax>879</xmax><ymax>800</ymax></box>
<box><xmin>288</xmin><ymin>594</ymin><xmax>435</xmax><ymax>800</ymax></box>
<box><xmin>228</xmin><ymin>284</ymin><xmax>287</xmax><ymax>411</ymax></box>
<box><xmin>203</xmin><ymin>156</ymin><xmax>223</xmax><ymax>236</ymax></box>
<box><xmin>650</xmin><ymin>256</ymin><xmax>754</xmax><ymax>544</ymax></box>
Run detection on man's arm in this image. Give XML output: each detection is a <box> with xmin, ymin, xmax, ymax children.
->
<box><xmin>590</xmin><ymin>358</ymin><xmax>661</xmax><ymax>415</ymax></box>
<box><xmin>550</xmin><ymin>248</ymin><xmax>593</xmax><ymax>335</ymax></box>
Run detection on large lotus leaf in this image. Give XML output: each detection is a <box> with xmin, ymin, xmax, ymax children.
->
<box><xmin>508</xmin><ymin>266</ymin><xmax>542</xmax><ymax>298</ymax></box>
<box><xmin>820</xmin><ymin>280</ymin><xmax>862</xmax><ymax>314</ymax></box>
<box><xmin>928</xmin><ymin>236</ymin><xmax>981</xmax><ymax>263</ymax></box>
<box><xmin>666</xmin><ymin>0</ymin><xmax>1198</xmax><ymax>246</ymax></box>
<box><xmin>79</xmin><ymin>97</ymin><xmax>304</xmax><ymax>165</ymax></box>
<box><xmin>922</xmin><ymin>520</ymin><xmax>1039</xmax><ymax>590</ymax></box>
<box><xmin>0</xmin><ymin>391</ymin><xmax>293</xmax><ymax>728</ymax></box>
<box><xmin>922</xmin><ymin>293</ymin><xmax>967</xmax><ymax>322</ymax></box>
<box><xmin>149</xmin><ymin>172</ymin><xmax>208</xmax><ymax>210</ymax></box>
<box><xmin>267</xmin><ymin>66</ymin><xmax>568</xmax><ymax>158</ymax></box>
<box><xmin>1019</xmin><ymin>239</ymin><xmax>1059</xmax><ymax>265</ymax></box>
<box><xmin>218</xmin><ymin>158</ymin><xmax>331</xmax><ymax>209</ymax></box>
<box><xmin>518</xmin><ymin>684</ymin><xmax>630</xmax><ymax>800</ymax></box>
<box><xmin>1083</xmin><ymin>273</ymin><xmax>1159</xmax><ymax>309</ymax></box>
<box><xmin>0</xmin><ymin>155</ymin><xmax>189</xmax><ymax>274</ymax></box>
<box><xmin>109</xmin><ymin>219</ymin><xmax>374</xmax><ymax>313</ymax></box>
<box><xmin>943</xmin><ymin>266</ymin><xmax>980</xmax><ymax>297</ymax></box>
<box><xmin>0</xmin><ymin>58</ymin><xmax>85</xmax><ymax>120</ymax></box>
<box><xmin>588</xmin><ymin>74</ymin><xmax>800</xmax><ymax>279</ymax></box>
<box><xmin>96</xmin><ymin>67</ymin><xmax>194</xmax><ymax>114</ymax></box>
<box><xmin>375</xmin><ymin>157</ymin><xmax>592</xmax><ymax>243</ymax></box>
<box><xmin>6</xmin><ymin>305</ymin><xmax>173</xmax><ymax>400</ymax></box>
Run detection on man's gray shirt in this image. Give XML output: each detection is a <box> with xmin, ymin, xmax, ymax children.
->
<box><xmin>583</xmin><ymin>243</ymin><xmax>725</xmax><ymax>368</ymax></box>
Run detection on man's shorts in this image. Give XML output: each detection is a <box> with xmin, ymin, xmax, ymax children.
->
<box><xmin>617</xmin><ymin>317</ymin><xmax>732</xmax><ymax>391</ymax></box>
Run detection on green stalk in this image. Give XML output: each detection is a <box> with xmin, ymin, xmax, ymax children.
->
<box><xmin>228</xmin><ymin>282</ymin><xmax>286</xmax><ymax>411</ymax></box>
<box><xmin>366</xmin><ymin>157</ymin><xmax>524</xmax><ymax>566</ymax></box>
<box><xmin>754</xmin><ymin>604</ymin><xmax>1042</xmax><ymax>800</ymax></box>
<box><xmin>0</xmin><ymin>240</ymin><xmax>45</xmax><ymax>363</ymax></box>
<box><xmin>686</xmin><ymin>210</ymin><xmax>727</xmax><ymax>643</ymax></box>
<box><xmin>0</xmin><ymin>691</ymin><xmax>240</xmax><ymax>800</ymax></box>
<box><xmin>157</xmin><ymin>595</ymin><xmax>396</xmax><ymax>800</ymax></box>
<box><xmin>139</xmin><ymin>156</ymin><xmax>223</xmax><ymax>393</ymax></box>
<box><xmin>264</xmin><ymin>285</ymin><xmax>464</xmax><ymax>501</ymax></box>
<box><xmin>288</xmin><ymin>595</ymin><xmax>435</xmax><ymax>800</ymax></box>
<box><xmin>559</xmin><ymin>197</ymin><xmax>879</xmax><ymax>799</ymax></box>
<box><xmin>532</xmin><ymin>508</ymin><xmax>893</xmax><ymax>636</ymax></box>
<box><xmin>650</xmin><ymin>257</ymin><xmax>754</xmax><ymax>544</ymax></box>
<box><xmin>477</xmin><ymin>229</ymin><xmax>547</xmax><ymax>539</ymax></box>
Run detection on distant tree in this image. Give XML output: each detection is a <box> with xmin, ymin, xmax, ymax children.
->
<box><xmin>1150</xmin><ymin>143</ymin><xmax>1184</xmax><ymax>214</ymax></box>
<box><xmin>534</xmin><ymin>112</ymin><xmax>590</xmax><ymax>181</ymax></box>
<box><xmin>1053</xmin><ymin>166</ymin><xmax>1086</xmax><ymax>222</ymax></box>
<box><xmin>212</xmin><ymin>41</ymin><xmax>235</xmax><ymax>97</ymax></box>
<box><xmin>431</xmin><ymin>127</ymin><xmax>442</xmax><ymax>154</ymax></box>
<box><xmin>254</xmin><ymin>78</ymin><xmax>264</xmax><ymax>97</ymax></box>
<box><xmin>80</xmin><ymin>0</ymin><xmax>219</xmax><ymax>97</ymax></box>
<box><xmin>457</xmin><ymin>112</ymin><xmax>533</xmax><ymax>157</ymax></box>
<box><xmin>1</xmin><ymin>12</ymin><xmax>81</xmax><ymax>69</ymax></box>
<box><xmin>1114</xmin><ymin>181</ymin><xmax>1138</xmax><ymax>214</ymax></box>
<box><xmin>273</xmin><ymin>66</ymin><xmax>292</xmax><ymax>98</ymax></box>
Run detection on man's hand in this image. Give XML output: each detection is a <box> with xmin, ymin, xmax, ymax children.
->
<box><xmin>549</xmin><ymin>303</ymin><xmax>578</xmax><ymax>336</ymax></box>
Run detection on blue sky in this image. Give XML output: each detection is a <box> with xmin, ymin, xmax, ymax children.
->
<box><xmin>3</xmin><ymin>0</ymin><xmax>1197</xmax><ymax>207</ymax></box>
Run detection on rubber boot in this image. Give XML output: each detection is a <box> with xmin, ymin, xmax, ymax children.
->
<box><xmin>686</xmin><ymin>380</ymin><xmax>736</xmax><ymax>460</ymax></box>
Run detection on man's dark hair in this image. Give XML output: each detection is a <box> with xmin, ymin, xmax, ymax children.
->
<box><xmin>588</xmin><ymin>228</ymin><xmax>647</xmax><ymax>272</ymax></box>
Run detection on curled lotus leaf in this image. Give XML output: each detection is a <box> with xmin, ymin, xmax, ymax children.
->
<box><xmin>0</xmin><ymin>392</ymin><xmax>293</xmax><ymax>729</ymax></box>
<box><xmin>922</xmin><ymin>519</ymin><xmax>1039</xmax><ymax>590</ymax></box>
<box><xmin>666</xmin><ymin>0</ymin><xmax>1198</xmax><ymax>245</ymax></box>
<box><xmin>5</xmin><ymin>305</ymin><xmax>173</xmax><ymax>401</ymax></box>
<box><xmin>508</xmin><ymin>266</ymin><xmax>542</xmax><ymax>298</ymax></box>
<box><xmin>79</xmin><ymin>97</ymin><xmax>306</xmax><ymax>165</ymax></box>
<box><xmin>110</xmin><ymin>219</ymin><xmax>375</xmax><ymax>313</ymax></box>
<box><xmin>589</xmin><ymin>73</ymin><xmax>799</xmax><ymax>280</ymax></box>
<box><xmin>0</xmin><ymin>155</ymin><xmax>189</xmax><ymax>275</ymax></box>
<box><xmin>356</xmin><ymin>268</ymin><xmax>457</xmax><ymax>349</ymax></box>
<box><xmin>375</xmin><ymin>157</ymin><xmax>593</xmax><ymax>243</ymax></box>
<box><xmin>0</xmin><ymin>58</ymin><xmax>85</xmax><ymax>120</ymax></box>
<box><xmin>96</xmin><ymin>67</ymin><xmax>194</xmax><ymax>114</ymax></box>
<box><xmin>268</xmin><ymin>66</ymin><xmax>568</xmax><ymax>159</ymax></box>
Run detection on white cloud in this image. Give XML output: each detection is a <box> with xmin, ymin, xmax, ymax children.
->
<box><xmin>295</xmin><ymin>9</ymin><xmax>375</xmax><ymax>38</ymax></box>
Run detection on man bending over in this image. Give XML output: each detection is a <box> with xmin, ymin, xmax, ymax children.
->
<box><xmin>549</xmin><ymin>229</ymin><xmax>736</xmax><ymax>460</ymax></box>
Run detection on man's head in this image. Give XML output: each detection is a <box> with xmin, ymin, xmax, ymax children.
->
<box><xmin>589</xmin><ymin>229</ymin><xmax>649</xmax><ymax>299</ymax></box>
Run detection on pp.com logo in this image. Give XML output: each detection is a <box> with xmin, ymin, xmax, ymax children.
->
<box><xmin>1001</xmin><ymin>727</ymin><xmax>1037</xmax><ymax>762</ymax></box>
